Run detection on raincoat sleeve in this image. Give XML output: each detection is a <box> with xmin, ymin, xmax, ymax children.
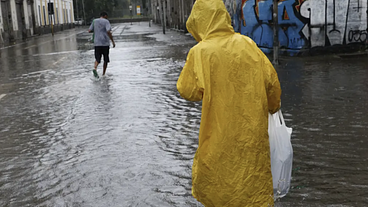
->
<box><xmin>262</xmin><ymin>54</ymin><xmax>281</xmax><ymax>114</ymax></box>
<box><xmin>177</xmin><ymin>49</ymin><xmax>204</xmax><ymax>102</ymax></box>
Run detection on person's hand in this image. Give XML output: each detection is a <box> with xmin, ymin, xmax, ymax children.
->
<box><xmin>113</xmin><ymin>41</ymin><xmax>116</xmax><ymax>48</ymax></box>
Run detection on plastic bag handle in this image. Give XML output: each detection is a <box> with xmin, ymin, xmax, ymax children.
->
<box><xmin>278</xmin><ymin>110</ymin><xmax>286</xmax><ymax>126</ymax></box>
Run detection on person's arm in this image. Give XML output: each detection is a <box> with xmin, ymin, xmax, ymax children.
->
<box><xmin>107</xmin><ymin>31</ymin><xmax>115</xmax><ymax>48</ymax></box>
<box><xmin>261</xmin><ymin>52</ymin><xmax>281</xmax><ymax>114</ymax></box>
<box><xmin>177</xmin><ymin>49</ymin><xmax>204</xmax><ymax>102</ymax></box>
<box><xmin>106</xmin><ymin>22</ymin><xmax>115</xmax><ymax>48</ymax></box>
<box><xmin>88</xmin><ymin>20</ymin><xmax>94</xmax><ymax>33</ymax></box>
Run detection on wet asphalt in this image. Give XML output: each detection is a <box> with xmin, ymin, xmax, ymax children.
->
<box><xmin>0</xmin><ymin>22</ymin><xmax>368</xmax><ymax>207</ymax></box>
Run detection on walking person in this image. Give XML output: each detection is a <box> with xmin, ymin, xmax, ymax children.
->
<box><xmin>88</xmin><ymin>11</ymin><xmax>116</xmax><ymax>78</ymax></box>
<box><xmin>176</xmin><ymin>0</ymin><xmax>281</xmax><ymax>206</ymax></box>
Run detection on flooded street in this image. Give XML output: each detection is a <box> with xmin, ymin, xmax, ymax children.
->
<box><xmin>0</xmin><ymin>23</ymin><xmax>367</xmax><ymax>207</ymax></box>
<box><xmin>277</xmin><ymin>55</ymin><xmax>368</xmax><ymax>206</ymax></box>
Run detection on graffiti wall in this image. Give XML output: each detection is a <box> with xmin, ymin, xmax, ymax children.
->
<box><xmin>227</xmin><ymin>0</ymin><xmax>368</xmax><ymax>54</ymax></box>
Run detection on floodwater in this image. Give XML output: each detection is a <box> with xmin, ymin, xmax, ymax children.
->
<box><xmin>276</xmin><ymin>55</ymin><xmax>368</xmax><ymax>206</ymax></box>
<box><xmin>0</xmin><ymin>23</ymin><xmax>367</xmax><ymax>207</ymax></box>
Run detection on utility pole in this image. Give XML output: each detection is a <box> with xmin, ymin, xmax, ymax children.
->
<box><xmin>181</xmin><ymin>0</ymin><xmax>184</xmax><ymax>30</ymax></box>
<box><xmin>163</xmin><ymin>0</ymin><xmax>166</xmax><ymax>34</ymax></box>
<box><xmin>159</xmin><ymin>0</ymin><xmax>165</xmax><ymax>34</ymax></box>
<box><xmin>82</xmin><ymin>0</ymin><xmax>86</xmax><ymax>25</ymax></box>
<box><xmin>51</xmin><ymin>15</ymin><xmax>54</xmax><ymax>36</ymax></box>
<box><xmin>272</xmin><ymin>0</ymin><xmax>279</xmax><ymax>65</ymax></box>
<box><xmin>130</xmin><ymin>3</ymin><xmax>133</xmax><ymax>25</ymax></box>
<box><xmin>156</xmin><ymin>4</ymin><xmax>159</xmax><ymax>24</ymax></box>
<box><xmin>178</xmin><ymin>0</ymin><xmax>182</xmax><ymax>30</ymax></box>
<box><xmin>76</xmin><ymin>0</ymin><xmax>79</xmax><ymax>21</ymax></box>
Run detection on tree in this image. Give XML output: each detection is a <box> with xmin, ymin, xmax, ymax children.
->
<box><xmin>74</xmin><ymin>0</ymin><xmax>120</xmax><ymax>24</ymax></box>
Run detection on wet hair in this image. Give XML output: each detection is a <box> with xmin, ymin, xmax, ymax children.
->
<box><xmin>100</xmin><ymin>11</ymin><xmax>108</xmax><ymax>17</ymax></box>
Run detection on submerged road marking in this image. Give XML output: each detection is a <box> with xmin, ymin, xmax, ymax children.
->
<box><xmin>53</xmin><ymin>57</ymin><xmax>67</xmax><ymax>65</ymax></box>
<box><xmin>24</xmin><ymin>45</ymin><xmax>37</xmax><ymax>50</ymax></box>
<box><xmin>119</xmin><ymin>25</ymin><xmax>128</xmax><ymax>35</ymax></box>
<box><xmin>0</xmin><ymin>94</ymin><xmax>6</xmax><ymax>101</ymax></box>
<box><xmin>33</xmin><ymin>50</ymin><xmax>79</xmax><ymax>56</ymax></box>
<box><xmin>112</xmin><ymin>26</ymin><xmax>119</xmax><ymax>32</ymax></box>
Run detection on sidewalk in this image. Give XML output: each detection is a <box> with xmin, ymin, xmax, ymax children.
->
<box><xmin>0</xmin><ymin>27</ymin><xmax>87</xmax><ymax>51</ymax></box>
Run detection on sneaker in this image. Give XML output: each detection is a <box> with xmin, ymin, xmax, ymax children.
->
<box><xmin>93</xmin><ymin>70</ymin><xmax>99</xmax><ymax>79</ymax></box>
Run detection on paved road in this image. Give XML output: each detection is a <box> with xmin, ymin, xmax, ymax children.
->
<box><xmin>0</xmin><ymin>22</ymin><xmax>368</xmax><ymax>206</ymax></box>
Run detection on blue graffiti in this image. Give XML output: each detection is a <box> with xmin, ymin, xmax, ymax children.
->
<box><xmin>278</xmin><ymin>0</ymin><xmax>306</xmax><ymax>50</ymax></box>
<box><xmin>235</xmin><ymin>0</ymin><xmax>306</xmax><ymax>52</ymax></box>
<box><xmin>232</xmin><ymin>0</ymin><xmax>243</xmax><ymax>33</ymax></box>
<box><xmin>241</xmin><ymin>0</ymin><xmax>274</xmax><ymax>48</ymax></box>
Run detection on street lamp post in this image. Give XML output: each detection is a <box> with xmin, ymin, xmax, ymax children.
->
<box><xmin>160</xmin><ymin>0</ymin><xmax>165</xmax><ymax>34</ymax></box>
<box><xmin>129</xmin><ymin>4</ymin><xmax>133</xmax><ymax>25</ymax></box>
<box><xmin>157</xmin><ymin>6</ymin><xmax>159</xmax><ymax>24</ymax></box>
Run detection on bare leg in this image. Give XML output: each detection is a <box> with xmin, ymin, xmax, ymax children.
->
<box><xmin>93</xmin><ymin>61</ymin><xmax>100</xmax><ymax>78</ymax></box>
<box><xmin>94</xmin><ymin>61</ymin><xmax>99</xmax><ymax>70</ymax></box>
<box><xmin>103</xmin><ymin>62</ymin><xmax>108</xmax><ymax>76</ymax></box>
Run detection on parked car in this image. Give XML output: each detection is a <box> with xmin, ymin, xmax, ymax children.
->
<box><xmin>75</xmin><ymin>18</ymin><xmax>84</xmax><ymax>26</ymax></box>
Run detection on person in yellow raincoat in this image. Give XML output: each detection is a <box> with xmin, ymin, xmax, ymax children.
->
<box><xmin>176</xmin><ymin>0</ymin><xmax>281</xmax><ymax>206</ymax></box>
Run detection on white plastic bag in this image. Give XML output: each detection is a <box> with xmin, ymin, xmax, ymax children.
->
<box><xmin>268</xmin><ymin>110</ymin><xmax>293</xmax><ymax>199</ymax></box>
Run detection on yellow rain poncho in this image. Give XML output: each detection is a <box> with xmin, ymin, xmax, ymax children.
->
<box><xmin>176</xmin><ymin>0</ymin><xmax>281</xmax><ymax>206</ymax></box>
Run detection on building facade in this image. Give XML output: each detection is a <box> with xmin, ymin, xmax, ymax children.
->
<box><xmin>0</xmin><ymin>0</ymin><xmax>35</xmax><ymax>45</ymax></box>
<box><xmin>33</xmin><ymin>0</ymin><xmax>74</xmax><ymax>35</ymax></box>
<box><xmin>0</xmin><ymin>0</ymin><xmax>74</xmax><ymax>47</ymax></box>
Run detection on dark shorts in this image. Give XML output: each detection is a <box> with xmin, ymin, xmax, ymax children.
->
<box><xmin>95</xmin><ymin>46</ymin><xmax>110</xmax><ymax>63</ymax></box>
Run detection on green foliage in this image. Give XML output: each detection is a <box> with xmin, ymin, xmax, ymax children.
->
<box><xmin>74</xmin><ymin>0</ymin><xmax>121</xmax><ymax>23</ymax></box>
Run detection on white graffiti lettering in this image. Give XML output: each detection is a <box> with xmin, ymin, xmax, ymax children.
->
<box><xmin>300</xmin><ymin>0</ymin><xmax>367</xmax><ymax>47</ymax></box>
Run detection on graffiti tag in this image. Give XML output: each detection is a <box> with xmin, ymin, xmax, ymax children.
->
<box><xmin>348</xmin><ymin>30</ymin><xmax>368</xmax><ymax>43</ymax></box>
